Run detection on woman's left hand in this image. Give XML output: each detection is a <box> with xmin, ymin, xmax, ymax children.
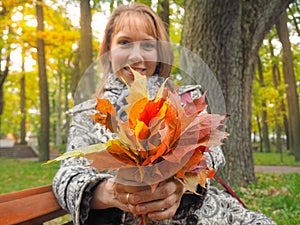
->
<box><xmin>115</xmin><ymin>177</ymin><xmax>185</xmax><ymax>220</ymax></box>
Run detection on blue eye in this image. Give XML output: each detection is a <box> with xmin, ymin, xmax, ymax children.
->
<box><xmin>119</xmin><ymin>40</ymin><xmax>132</xmax><ymax>47</ymax></box>
<box><xmin>119</xmin><ymin>40</ymin><xmax>128</xmax><ymax>45</ymax></box>
<box><xmin>142</xmin><ymin>41</ymin><xmax>156</xmax><ymax>50</ymax></box>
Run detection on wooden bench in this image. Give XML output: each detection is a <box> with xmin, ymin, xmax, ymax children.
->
<box><xmin>0</xmin><ymin>185</ymin><xmax>73</xmax><ymax>225</ymax></box>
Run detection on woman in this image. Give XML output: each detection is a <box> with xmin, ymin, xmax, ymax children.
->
<box><xmin>53</xmin><ymin>3</ymin><xmax>275</xmax><ymax>225</ymax></box>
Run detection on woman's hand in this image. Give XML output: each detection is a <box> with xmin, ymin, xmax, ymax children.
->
<box><xmin>119</xmin><ymin>177</ymin><xmax>185</xmax><ymax>220</ymax></box>
<box><xmin>90</xmin><ymin>177</ymin><xmax>137</xmax><ymax>213</ymax></box>
<box><xmin>90</xmin><ymin>176</ymin><xmax>185</xmax><ymax>221</ymax></box>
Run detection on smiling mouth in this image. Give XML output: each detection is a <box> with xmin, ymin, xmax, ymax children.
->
<box><xmin>124</xmin><ymin>66</ymin><xmax>146</xmax><ymax>76</ymax></box>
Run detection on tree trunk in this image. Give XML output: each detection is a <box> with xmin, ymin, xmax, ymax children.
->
<box><xmin>282</xmin><ymin>104</ymin><xmax>289</xmax><ymax>150</ymax></box>
<box><xmin>76</xmin><ymin>0</ymin><xmax>94</xmax><ymax>104</ymax></box>
<box><xmin>36</xmin><ymin>0</ymin><xmax>50</xmax><ymax>161</ymax></box>
<box><xmin>276</xmin><ymin>11</ymin><xmax>300</xmax><ymax>161</ymax></box>
<box><xmin>181</xmin><ymin>0</ymin><xmax>291</xmax><ymax>186</ymax></box>
<box><xmin>269</xmin><ymin>36</ymin><xmax>290</xmax><ymax>150</ymax></box>
<box><xmin>269</xmin><ymin>38</ymin><xmax>283</xmax><ymax>154</ymax></box>
<box><xmin>157</xmin><ymin>0</ymin><xmax>170</xmax><ymax>34</ymax></box>
<box><xmin>80</xmin><ymin>0</ymin><xmax>93</xmax><ymax>73</ymax></box>
<box><xmin>20</xmin><ymin>48</ymin><xmax>26</xmax><ymax>144</ymax></box>
<box><xmin>71</xmin><ymin>49</ymin><xmax>80</xmax><ymax>98</ymax></box>
<box><xmin>56</xmin><ymin>64</ymin><xmax>62</xmax><ymax>146</ymax></box>
<box><xmin>255</xmin><ymin>114</ymin><xmax>263</xmax><ymax>152</ymax></box>
<box><xmin>64</xmin><ymin>60</ymin><xmax>72</xmax><ymax>144</ymax></box>
<box><xmin>257</xmin><ymin>55</ymin><xmax>271</xmax><ymax>152</ymax></box>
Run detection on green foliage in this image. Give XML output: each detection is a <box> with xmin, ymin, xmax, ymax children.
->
<box><xmin>2</xmin><ymin>72</ymin><xmax>23</xmax><ymax>136</ymax></box>
<box><xmin>237</xmin><ymin>172</ymin><xmax>300</xmax><ymax>225</ymax></box>
<box><xmin>0</xmin><ymin>158</ymin><xmax>59</xmax><ymax>194</ymax></box>
<box><xmin>168</xmin><ymin>1</ymin><xmax>184</xmax><ymax>44</ymax></box>
<box><xmin>1</xmin><ymin>0</ymin><xmax>83</xmax><ymax>146</ymax></box>
<box><xmin>252</xmin><ymin>35</ymin><xmax>286</xmax><ymax>132</ymax></box>
<box><xmin>2</xmin><ymin>70</ymin><xmax>40</xmax><ymax>137</ymax></box>
<box><xmin>135</xmin><ymin>0</ymin><xmax>151</xmax><ymax>6</ymax></box>
<box><xmin>252</xmin><ymin>6</ymin><xmax>300</xmax><ymax>153</ymax></box>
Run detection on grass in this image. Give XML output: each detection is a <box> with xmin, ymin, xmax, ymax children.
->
<box><xmin>0</xmin><ymin>158</ymin><xmax>71</xmax><ymax>224</ymax></box>
<box><xmin>237</xmin><ymin>172</ymin><xmax>300</xmax><ymax>225</ymax></box>
<box><xmin>250</xmin><ymin>150</ymin><xmax>300</xmax><ymax>224</ymax></box>
<box><xmin>253</xmin><ymin>150</ymin><xmax>300</xmax><ymax>166</ymax></box>
<box><xmin>0</xmin><ymin>157</ymin><xmax>59</xmax><ymax>194</ymax></box>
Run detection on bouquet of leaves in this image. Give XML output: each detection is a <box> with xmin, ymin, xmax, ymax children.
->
<box><xmin>47</xmin><ymin>68</ymin><xmax>228</xmax><ymax>224</ymax></box>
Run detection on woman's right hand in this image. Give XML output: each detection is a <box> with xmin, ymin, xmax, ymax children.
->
<box><xmin>90</xmin><ymin>167</ymin><xmax>150</xmax><ymax>212</ymax></box>
<box><xmin>90</xmin><ymin>177</ymin><xmax>137</xmax><ymax>213</ymax></box>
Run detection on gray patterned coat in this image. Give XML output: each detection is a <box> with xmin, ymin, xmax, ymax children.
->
<box><xmin>52</xmin><ymin>74</ymin><xmax>276</xmax><ymax>225</ymax></box>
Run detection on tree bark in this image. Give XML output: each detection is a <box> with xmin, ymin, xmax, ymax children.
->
<box><xmin>71</xmin><ymin>49</ymin><xmax>80</xmax><ymax>98</ymax></box>
<box><xmin>269</xmin><ymin>38</ymin><xmax>284</xmax><ymax>154</ymax></box>
<box><xmin>157</xmin><ymin>0</ymin><xmax>170</xmax><ymax>34</ymax></box>
<box><xmin>257</xmin><ymin>55</ymin><xmax>271</xmax><ymax>153</ymax></box>
<box><xmin>36</xmin><ymin>0</ymin><xmax>50</xmax><ymax>161</ymax></box>
<box><xmin>56</xmin><ymin>63</ymin><xmax>62</xmax><ymax>146</ymax></box>
<box><xmin>255</xmin><ymin>114</ymin><xmax>263</xmax><ymax>152</ymax></box>
<box><xmin>181</xmin><ymin>0</ymin><xmax>292</xmax><ymax>186</ymax></box>
<box><xmin>76</xmin><ymin>0</ymin><xmax>94</xmax><ymax>104</ymax></box>
<box><xmin>20</xmin><ymin>47</ymin><xmax>26</xmax><ymax>144</ymax></box>
<box><xmin>276</xmin><ymin>11</ymin><xmax>300</xmax><ymax>161</ymax></box>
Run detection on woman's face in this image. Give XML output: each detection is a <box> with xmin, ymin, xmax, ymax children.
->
<box><xmin>109</xmin><ymin>18</ymin><xmax>158</xmax><ymax>84</ymax></box>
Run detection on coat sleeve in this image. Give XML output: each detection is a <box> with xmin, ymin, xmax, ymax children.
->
<box><xmin>52</xmin><ymin>99</ymin><xmax>115</xmax><ymax>225</ymax></box>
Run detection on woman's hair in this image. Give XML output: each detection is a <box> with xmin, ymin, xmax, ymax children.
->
<box><xmin>99</xmin><ymin>3</ymin><xmax>174</xmax><ymax>79</ymax></box>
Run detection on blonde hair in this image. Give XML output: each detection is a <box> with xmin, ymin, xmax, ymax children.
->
<box><xmin>97</xmin><ymin>3</ymin><xmax>173</xmax><ymax>95</ymax></box>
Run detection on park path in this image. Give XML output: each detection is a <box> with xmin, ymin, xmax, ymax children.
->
<box><xmin>255</xmin><ymin>165</ymin><xmax>300</xmax><ymax>174</ymax></box>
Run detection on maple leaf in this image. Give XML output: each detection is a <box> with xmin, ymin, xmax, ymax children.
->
<box><xmin>91</xmin><ymin>98</ymin><xmax>117</xmax><ymax>132</ymax></box>
<box><xmin>44</xmin><ymin>68</ymin><xmax>230</xmax><ymax>225</ymax></box>
<box><xmin>46</xmin><ymin>67</ymin><xmax>228</xmax><ymax>198</ymax></box>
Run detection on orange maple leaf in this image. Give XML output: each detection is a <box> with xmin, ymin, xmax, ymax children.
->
<box><xmin>45</xmin><ymin>69</ymin><xmax>229</xmax><ymax>225</ymax></box>
<box><xmin>88</xmin><ymin>69</ymin><xmax>228</xmax><ymax>193</ymax></box>
<box><xmin>48</xmin><ymin>68</ymin><xmax>228</xmax><ymax>196</ymax></box>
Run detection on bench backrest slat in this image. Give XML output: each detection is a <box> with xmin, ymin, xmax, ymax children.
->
<box><xmin>0</xmin><ymin>185</ymin><xmax>71</xmax><ymax>225</ymax></box>
<box><xmin>0</xmin><ymin>185</ymin><xmax>52</xmax><ymax>203</ymax></box>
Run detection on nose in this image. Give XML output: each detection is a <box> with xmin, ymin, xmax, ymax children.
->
<box><xmin>128</xmin><ymin>44</ymin><xmax>143</xmax><ymax>63</ymax></box>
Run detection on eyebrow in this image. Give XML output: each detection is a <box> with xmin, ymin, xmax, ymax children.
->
<box><xmin>115</xmin><ymin>34</ymin><xmax>156</xmax><ymax>41</ymax></box>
